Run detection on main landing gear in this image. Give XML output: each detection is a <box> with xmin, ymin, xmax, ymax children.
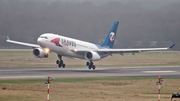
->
<box><xmin>86</xmin><ymin>61</ymin><xmax>96</xmax><ymax>70</ymax></box>
<box><xmin>56</xmin><ymin>55</ymin><xmax>65</xmax><ymax>68</ymax></box>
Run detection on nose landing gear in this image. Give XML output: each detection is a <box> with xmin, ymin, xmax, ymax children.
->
<box><xmin>86</xmin><ymin>61</ymin><xmax>96</xmax><ymax>70</ymax></box>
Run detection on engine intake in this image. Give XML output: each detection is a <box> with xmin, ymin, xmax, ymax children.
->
<box><xmin>85</xmin><ymin>51</ymin><xmax>100</xmax><ymax>61</ymax></box>
<box><xmin>33</xmin><ymin>48</ymin><xmax>48</xmax><ymax>58</ymax></box>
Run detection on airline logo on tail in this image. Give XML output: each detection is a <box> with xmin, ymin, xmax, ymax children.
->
<box><xmin>109</xmin><ymin>32</ymin><xmax>115</xmax><ymax>41</ymax></box>
<box><xmin>100</xmin><ymin>21</ymin><xmax>118</xmax><ymax>48</ymax></box>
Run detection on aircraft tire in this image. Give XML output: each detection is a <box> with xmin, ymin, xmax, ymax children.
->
<box><xmin>88</xmin><ymin>66</ymin><xmax>91</xmax><ymax>69</ymax></box>
<box><xmin>56</xmin><ymin>60</ymin><xmax>59</xmax><ymax>64</ymax></box>
<box><xmin>86</xmin><ymin>62</ymin><xmax>89</xmax><ymax>66</ymax></box>
<box><xmin>92</xmin><ymin>65</ymin><xmax>96</xmax><ymax>70</ymax></box>
<box><xmin>62</xmin><ymin>64</ymin><xmax>65</xmax><ymax>68</ymax></box>
<box><xmin>58</xmin><ymin>64</ymin><xmax>62</xmax><ymax>68</ymax></box>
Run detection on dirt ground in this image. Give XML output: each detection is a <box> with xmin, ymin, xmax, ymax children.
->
<box><xmin>0</xmin><ymin>78</ymin><xmax>179</xmax><ymax>101</ymax></box>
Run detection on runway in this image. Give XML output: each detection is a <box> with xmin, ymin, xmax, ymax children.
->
<box><xmin>0</xmin><ymin>66</ymin><xmax>180</xmax><ymax>79</ymax></box>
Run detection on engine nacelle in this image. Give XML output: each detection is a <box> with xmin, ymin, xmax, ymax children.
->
<box><xmin>33</xmin><ymin>48</ymin><xmax>48</xmax><ymax>58</ymax></box>
<box><xmin>85</xmin><ymin>51</ymin><xmax>101</xmax><ymax>61</ymax></box>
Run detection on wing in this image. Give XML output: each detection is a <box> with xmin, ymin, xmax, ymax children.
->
<box><xmin>72</xmin><ymin>44</ymin><xmax>175</xmax><ymax>55</ymax></box>
<box><xmin>97</xmin><ymin>45</ymin><xmax>175</xmax><ymax>55</ymax></box>
<box><xmin>6</xmin><ymin>36</ymin><xmax>40</xmax><ymax>48</ymax></box>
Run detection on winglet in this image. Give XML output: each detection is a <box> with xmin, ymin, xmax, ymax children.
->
<box><xmin>7</xmin><ymin>36</ymin><xmax>10</xmax><ymax>40</ymax></box>
<box><xmin>168</xmin><ymin>44</ymin><xmax>175</xmax><ymax>49</ymax></box>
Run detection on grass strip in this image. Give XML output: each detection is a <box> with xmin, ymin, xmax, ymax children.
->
<box><xmin>0</xmin><ymin>77</ymin><xmax>175</xmax><ymax>84</ymax></box>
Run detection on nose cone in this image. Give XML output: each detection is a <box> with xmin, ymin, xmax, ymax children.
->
<box><xmin>37</xmin><ymin>38</ymin><xmax>44</xmax><ymax>48</ymax></box>
<box><xmin>37</xmin><ymin>38</ymin><xmax>41</xmax><ymax>45</ymax></box>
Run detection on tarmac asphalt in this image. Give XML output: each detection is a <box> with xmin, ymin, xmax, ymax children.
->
<box><xmin>0</xmin><ymin>66</ymin><xmax>180</xmax><ymax>79</ymax></box>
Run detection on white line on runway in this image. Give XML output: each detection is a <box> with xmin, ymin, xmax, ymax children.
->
<box><xmin>122</xmin><ymin>66</ymin><xmax>180</xmax><ymax>69</ymax></box>
<box><xmin>142</xmin><ymin>71</ymin><xmax>177</xmax><ymax>73</ymax></box>
<box><xmin>73</xmin><ymin>68</ymin><xmax>108</xmax><ymax>70</ymax></box>
<box><xmin>130</xmin><ymin>69</ymin><xmax>160</xmax><ymax>70</ymax></box>
<box><xmin>0</xmin><ymin>76</ymin><xmax>46</xmax><ymax>79</ymax></box>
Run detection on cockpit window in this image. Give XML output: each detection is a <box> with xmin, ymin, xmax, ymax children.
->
<box><xmin>39</xmin><ymin>36</ymin><xmax>48</xmax><ymax>39</ymax></box>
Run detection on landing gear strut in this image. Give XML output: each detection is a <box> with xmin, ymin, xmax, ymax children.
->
<box><xmin>56</xmin><ymin>55</ymin><xmax>65</xmax><ymax>68</ymax></box>
<box><xmin>86</xmin><ymin>61</ymin><xmax>96</xmax><ymax>70</ymax></box>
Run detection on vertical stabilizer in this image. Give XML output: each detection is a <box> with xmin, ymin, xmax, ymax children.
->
<box><xmin>100</xmin><ymin>21</ymin><xmax>119</xmax><ymax>48</ymax></box>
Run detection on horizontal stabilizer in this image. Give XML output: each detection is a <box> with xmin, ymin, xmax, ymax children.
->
<box><xmin>169</xmin><ymin>44</ymin><xmax>175</xmax><ymax>49</ymax></box>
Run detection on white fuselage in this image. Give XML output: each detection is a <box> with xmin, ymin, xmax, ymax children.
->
<box><xmin>37</xmin><ymin>33</ymin><xmax>99</xmax><ymax>59</ymax></box>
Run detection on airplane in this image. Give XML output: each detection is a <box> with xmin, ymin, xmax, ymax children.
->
<box><xmin>6</xmin><ymin>21</ymin><xmax>175</xmax><ymax>70</ymax></box>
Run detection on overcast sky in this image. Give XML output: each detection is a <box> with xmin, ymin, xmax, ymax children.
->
<box><xmin>1</xmin><ymin>0</ymin><xmax>180</xmax><ymax>50</ymax></box>
<box><xmin>48</xmin><ymin>0</ymin><xmax>180</xmax><ymax>9</ymax></box>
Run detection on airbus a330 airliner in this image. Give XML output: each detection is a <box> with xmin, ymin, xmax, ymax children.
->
<box><xmin>7</xmin><ymin>21</ymin><xmax>175</xmax><ymax>70</ymax></box>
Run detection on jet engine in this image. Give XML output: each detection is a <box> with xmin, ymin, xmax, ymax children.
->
<box><xmin>33</xmin><ymin>48</ymin><xmax>48</xmax><ymax>58</ymax></box>
<box><xmin>85</xmin><ymin>51</ymin><xmax>101</xmax><ymax>61</ymax></box>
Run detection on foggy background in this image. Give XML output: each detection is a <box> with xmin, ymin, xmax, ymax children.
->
<box><xmin>0</xmin><ymin>0</ymin><xmax>179</xmax><ymax>50</ymax></box>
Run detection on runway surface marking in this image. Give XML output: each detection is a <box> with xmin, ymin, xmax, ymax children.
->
<box><xmin>142</xmin><ymin>71</ymin><xmax>177</xmax><ymax>73</ymax></box>
<box><xmin>129</xmin><ymin>69</ymin><xmax>160</xmax><ymax>70</ymax></box>
<box><xmin>0</xmin><ymin>76</ymin><xmax>46</xmax><ymax>79</ymax></box>
<box><xmin>122</xmin><ymin>66</ymin><xmax>180</xmax><ymax>68</ymax></box>
<box><xmin>73</xmin><ymin>68</ymin><xmax>108</xmax><ymax>70</ymax></box>
<box><xmin>0</xmin><ymin>66</ymin><xmax>180</xmax><ymax>79</ymax></box>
